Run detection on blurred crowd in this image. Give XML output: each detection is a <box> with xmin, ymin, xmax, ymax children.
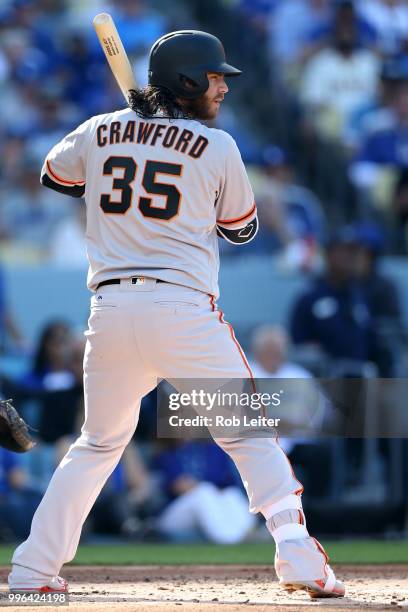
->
<box><xmin>0</xmin><ymin>0</ymin><xmax>408</xmax><ymax>542</ymax></box>
<box><xmin>234</xmin><ymin>0</ymin><xmax>408</xmax><ymax>266</ymax></box>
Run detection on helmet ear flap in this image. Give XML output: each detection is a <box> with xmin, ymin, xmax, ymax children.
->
<box><xmin>178</xmin><ymin>73</ymin><xmax>209</xmax><ymax>99</ymax></box>
<box><xmin>179</xmin><ymin>75</ymin><xmax>199</xmax><ymax>91</ymax></box>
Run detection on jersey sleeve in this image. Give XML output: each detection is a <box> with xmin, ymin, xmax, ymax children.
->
<box><xmin>216</xmin><ymin>135</ymin><xmax>256</xmax><ymax>230</ymax></box>
<box><xmin>41</xmin><ymin>119</ymin><xmax>91</xmax><ymax>198</ymax></box>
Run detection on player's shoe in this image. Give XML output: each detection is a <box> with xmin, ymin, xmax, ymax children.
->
<box><xmin>8</xmin><ymin>575</ymin><xmax>68</xmax><ymax>593</ymax></box>
<box><xmin>280</xmin><ymin>567</ymin><xmax>345</xmax><ymax>599</ymax></box>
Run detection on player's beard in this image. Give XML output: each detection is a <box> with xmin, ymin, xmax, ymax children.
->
<box><xmin>182</xmin><ymin>95</ymin><xmax>220</xmax><ymax>120</ymax></box>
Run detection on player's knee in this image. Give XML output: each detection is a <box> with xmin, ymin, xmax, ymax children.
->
<box><xmin>212</xmin><ymin>437</ymin><xmax>237</xmax><ymax>449</ymax></box>
<box><xmin>74</xmin><ymin>430</ymin><xmax>130</xmax><ymax>452</ymax></box>
<box><xmin>212</xmin><ymin>437</ymin><xmax>244</xmax><ymax>455</ymax></box>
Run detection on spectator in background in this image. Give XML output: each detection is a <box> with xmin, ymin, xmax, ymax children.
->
<box><xmin>0</xmin><ymin>36</ymin><xmax>45</xmax><ymax>139</ymax></box>
<box><xmin>0</xmin><ymin>447</ymin><xmax>42</xmax><ymax>541</ymax></box>
<box><xmin>355</xmin><ymin>69</ymin><xmax>408</xmax><ymax>169</ymax></box>
<box><xmin>269</xmin><ymin>0</ymin><xmax>332</xmax><ymax>85</ymax></box>
<box><xmin>0</xmin><ymin>160</ymin><xmax>70</xmax><ymax>258</ymax></box>
<box><xmin>347</xmin><ymin>56</ymin><xmax>408</xmax><ymax>150</ymax></box>
<box><xmin>37</xmin><ymin>333</ymin><xmax>84</xmax><ymax>445</ymax></box>
<box><xmin>238</xmin><ymin>0</ymin><xmax>277</xmax><ymax>35</ymax></box>
<box><xmin>290</xmin><ymin>227</ymin><xmax>375</xmax><ymax>374</ymax></box>
<box><xmin>19</xmin><ymin>320</ymin><xmax>74</xmax><ymax>393</ymax></box>
<box><xmin>154</xmin><ymin>440</ymin><xmax>255</xmax><ymax>544</ymax></box>
<box><xmin>209</xmin><ymin>104</ymin><xmax>261</xmax><ymax>165</ymax></box>
<box><xmin>12</xmin><ymin>320</ymin><xmax>80</xmax><ymax>446</ymax></box>
<box><xmin>0</xmin><ymin>135</ymin><xmax>28</xmax><ymax>187</ymax></box>
<box><xmin>300</xmin><ymin>0</ymin><xmax>380</xmax><ymax>144</ymax></box>
<box><xmin>250</xmin><ymin>324</ymin><xmax>314</xmax><ymax>380</ymax></box>
<box><xmin>25</xmin><ymin>87</ymin><xmax>75</xmax><ymax>163</ymax></box>
<box><xmin>249</xmin><ymin>325</ymin><xmax>330</xmax><ymax>497</ymax></box>
<box><xmin>13</xmin><ymin>332</ymin><xmax>85</xmax><ymax>493</ymax></box>
<box><xmin>0</xmin><ymin>26</ymin><xmax>48</xmax><ymax>87</ymax></box>
<box><xmin>57</xmin><ymin>31</ymin><xmax>107</xmax><ymax>116</ymax></box>
<box><xmin>392</xmin><ymin>168</ymin><xmax>408</xmax><ymax>253</ymax></box>
<box><xmin>0</xmin><ymin>265</ymin><xmax>24</xmax><ymax>354</ymax></box>
<box><xmin>249</xmin><ymin>324</ymin><xmax>318</xmax><ymax>436</ymax></box>
<box><xmin>357</xmin><ymin>0</ymin><xmax>408</xmax><ymax>56</ymax></box>
<box><xmin>351</xmin><ymin>70</ymin><xmax>408</xmax><ymax>198</ymax></box>
<box><xmin>352</xmin><ymin>221</ymin><xmax>406</xmax><ymax>376</ymax></box>
<box><xmin>309</xmin><ymin>0</ymin><xmax>378</xmax><ymax>50</ymax></box>
<box><xmin>251</xmin><ymin>145</ymin><xmax>325</xmax><ymax>270</ymax></box>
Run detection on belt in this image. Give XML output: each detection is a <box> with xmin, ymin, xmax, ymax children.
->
<box><xmin>96</xmin><ymin>277</ymin><xmax>166</xmax><ymax>290</ymax></box>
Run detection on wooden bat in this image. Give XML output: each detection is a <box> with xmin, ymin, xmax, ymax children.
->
<box><xmin>93</xmin><ymin>12</ymin><xmax>137</xmax><ymax>102</ymax></box>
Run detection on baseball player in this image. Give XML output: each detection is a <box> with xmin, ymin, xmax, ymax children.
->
<box><xmin>8</xmin><ymin>31</ymin><xmax>344</xmax><ymax>599</ymax></box>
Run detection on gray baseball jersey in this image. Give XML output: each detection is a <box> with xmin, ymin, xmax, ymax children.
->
<box><xmin>41</xmin><ymin>108</ymin><xmax>257</xmax><ymax>297</ymax></box>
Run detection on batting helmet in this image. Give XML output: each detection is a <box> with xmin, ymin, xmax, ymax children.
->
<box><xmin>148</xmin><ymin>30</ymin><xmax>242</xmax><ymax>100</ymax></box>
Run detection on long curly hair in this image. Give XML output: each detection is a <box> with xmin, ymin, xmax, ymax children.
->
<box><xmin>128</xmin><ymin>86</ymin><xmax>190</xmax><ymax>120</ymax></box>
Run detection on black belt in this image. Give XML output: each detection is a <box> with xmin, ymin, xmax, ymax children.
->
<box><xmin>97</xmin><ymin>278</ymin><xmax>166</xmax><ymax>290</ymax></box>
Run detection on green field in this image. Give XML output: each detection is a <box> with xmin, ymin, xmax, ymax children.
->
<box><xmin>0</xmin><ymin>541</ymin><xmax>407</xmax><ymax>566</ymax></box>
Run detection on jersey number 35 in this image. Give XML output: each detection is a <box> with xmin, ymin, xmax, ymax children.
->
<box><xmin>100</xmin><ymin>156</ymin><xmax>182</xmax><ymax>221</ymax></box>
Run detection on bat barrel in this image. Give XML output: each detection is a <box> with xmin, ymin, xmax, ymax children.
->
<box><xmin>93</xmin><ymin>12</ymin><xmax>137</xmax><ymax>101</ymax></box>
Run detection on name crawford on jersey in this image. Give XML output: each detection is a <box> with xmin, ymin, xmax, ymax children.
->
<box><xmin>96</xmin><ymin>119</ymin><xmax>209</xmax><ymax>159</ymax></box>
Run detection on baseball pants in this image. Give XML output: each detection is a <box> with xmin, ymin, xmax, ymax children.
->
<box><xmin>11</xmin><ymin>278</ymin><xmax>318</xmax><ymax>581</ymax></box>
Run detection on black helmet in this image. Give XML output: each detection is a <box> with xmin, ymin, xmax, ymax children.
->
<box><xmin>148</xmin><ymin>30</ymin><xmax>242</xmax><ymax>100</ymax></box>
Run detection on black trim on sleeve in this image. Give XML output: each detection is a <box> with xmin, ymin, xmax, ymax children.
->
<box><xmin>41</xmin><ymin>173</ymin><xmax>85</xmax><ymax>198</ymax></box>
<box><xmin>217</xmin><ymin>217</ymin><xmax>258</xmax><ymax>244</ymax></box>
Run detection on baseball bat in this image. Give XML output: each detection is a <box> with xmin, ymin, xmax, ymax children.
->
<box><xmin>93</xmin><ymin>12</ymin><xmax>137</xmax><ymax>102</ymax></box>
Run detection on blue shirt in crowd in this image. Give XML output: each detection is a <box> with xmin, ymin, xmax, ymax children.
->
<box><xmin>357</xmin><ymin>125</ymin><xmax>408</xmax><ymax>167</ymax></box>
<box><xmin>154</xmin><ymin>441</ymin><xmax>241</xmax><ymax>499</ymax></box>
<box><xmin>290</xmin><ymin>278</ymin><xmax>374</xmax><ymax>361</ymax></box>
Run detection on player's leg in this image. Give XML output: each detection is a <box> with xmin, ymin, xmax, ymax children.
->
<box><xmin>152</xmin><ymin>283</ymin><xmax>344</xmax><ymax>598</ymax></box>
<box><xmin>9</xmin><ymin>291</ymin><xmax>156</xmax><ymax>588</ymax></box>
<box><xmin>151</xmin><ymin>285</ymin><xmax>304</xmax><ymax>515</ymax></box>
